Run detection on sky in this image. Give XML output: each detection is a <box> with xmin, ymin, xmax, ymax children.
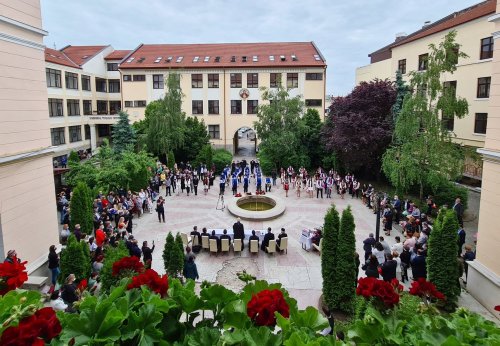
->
<box><xmin>41</xmin><ymin>0</ymin><xmax>481</xmax><ymax>96</ymax></box>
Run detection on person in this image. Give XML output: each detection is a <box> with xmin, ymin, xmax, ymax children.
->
<box><xmin>383</xmin><ymin>205</ymin><xmax>393</xmax><ymax>236</ymax></box>
<box><xmin>391</xmin><ymin>236</ymin><xmax>404</xmax><ymax>255</ymax></box>
<box><xmin>249</xmin><ymin>230</ymin><xmax>260</xmax><ymax>248</ymax></box>
<box><xmin>410</xmin><ymin>248</ymin><xmax>427</xmax><ymax>280</ymax></box>
<box><xmin>453</xmin><ymin>197</ymin><xmax>464</xmax><ymax>227</ymax></box>
<box><xmin>88</xmin><ymin>237</ymin><xmax>98</xmax><ymax>253</ymax></box>
<box><xmin>142</xmin><ymin>240</ymin><xmax>155</xmax><ymax>269</ymax></box>
<box><xmin>190</xmin><ymin>226</ymin><xmax>202</xmax><ymax>253</ymax></box>
<box><xmin>378</xmin><ymin>236</ymin><xmax>391</xmax><ymax>257</ymax></box>
<box><xmin>92</xmin><ymin>255</ymin><xmax>104</xmax><ymax>273</ymax></box>
<box><xmin>426</xmin><ymin>195</ymin><xmax>434</xmax><ymax>216</ymax></box>
<box><xmin>209</xmin><ymin>230</ymin><xmax>220</xmax><ymax>251</ymax></box>
<box><xmin>462</xmin><ymin>244</ymin><xmax>475</xmax><ymax>284</ymax></box>
<box><xmin>48</xmin><ymin>245</ymin><xmax>60</xmax><ymax>289</ymax></box>
<box><xmin>183</xmin><ymin>256</ymin><xmax>199</xmax><ymax>280</ymax></box>
<box><xmin>193</xmin><ymin>175</ymin><xmax>199</xmax><ymax>196</ymax></box>
<box><xmin>364</xmin><ymin>255</ymin><xmax>379</xmax><ymax>278</ymax></box>
<box><xmin>457</xmin><ymin>226</ymin><xmax>466</xmax><ymax>256</ymax></box>
<box><xmin>95</xmin><ymin>226</ymin><xmax>106</xmax><ymax>248</ymax></box>
<box><xmin>185</xmin><ymin>246</ymin><xmax>196</xmax><ymax>262</ymax></box>
<box><xmin>372</xmin><ymin>242</ymin><xmax>386</xmax><ymax>265</ymax></box>
<box><xmin>362</xmin><ymin>233</ymin><xmax>376</xmax><ymax>262</ymax></box>
<box><xmin>283</xmin><ymin>179</ymin><xmax>289</xmax><ymax>197</ymax></box>
<box><xmin>61</xmin><ymin>274</ymin><xmax>79</xmax><ymax>307</ymax></box>
<box><xmin>49</xmin><ymin>291</ymin><xmax>68</xmax><ymax>311</ymax></box>
<box><xmin>316</xmin><ymin>178</ymin><xmax>323</xmax><ymax>198</ymax></box>
<box><xmin>60</xmin><ymin>224</ymin><xmax>70</xmax><ymax>245</ymax></box>
<box><xmin>4</xmin><ymin>250</ymin><xmax>19</xmax><ymax>263</ymax></box>
<box><xmin>277</xmin><ymin>228</ymin><xmax>287</xmax><ymax>247</ymax></box>
<box><xmin>73</xmin><ymin>224</ymin><xmax>83</xmax><ymax>242</ymax></box>
<box><xmin>261</xmin><ymin>227</ymin><xmax>275</xmax><ymax>252</ymax></box>
<box><xmin>219</xmin><ymin>174</ymin><xmax>226</xmax><ymax>195</ymax></box>
<box><xmin>129</xmin><ymin>240</ymin><xmax>142</xmax><ymax>258</ymax></box>
<box><xmin>311</xmin><ymin>229</ymin><xmax>322</xmax><ymax>247</ymax></box>
<box><xmin>265</xmin><ymin>177</ymin><xmax>272</xmax><ymax>192</ymax></box>
<box><xmin>381</xmin><ymin>254</ymin><xmax>397</xmax><ymax>282</ymax></box>
<box><xmin>233</xmin><ymin>218</ymin><xmax>245</xmax><ymax>250</ymax></box>
<box><xmin>220</xmin><ymin>229</ymin><xmax>231</xmax><ymax>246</ymax></box>
<box><xmin>156</xmin><ymin>197</ymin><xmax>165</xmax><ymax>223</ymax></box>
<box><xmin>393</xmin><ymin>195</ymin><xmax>402</xmax><ymax>224</ymax></box>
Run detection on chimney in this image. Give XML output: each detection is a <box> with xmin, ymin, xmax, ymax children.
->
<box><xmin>395</xmin><ymin>32</ymin><xmax>407</xmax><ymax>42</ymax></box>
<box><xmin>422</xmin><ymin>20</ymin><xmax>432</xmax><ymax>29</ymax></box>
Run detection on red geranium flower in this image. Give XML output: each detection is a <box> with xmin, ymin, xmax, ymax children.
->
<box><xmin>494</xmin><ymin>305</ymin><xmax>500</xmax><ymax>312</ymax></box>
<box><xmin>0</xmin><ymin>307</ymin><xmax>61</xmax><ymax>345</ymax></box>
<box><xmin>247</xmin><ymin>289</ymin><xmax>289</xmax><ymax>326</ymax></box>
<box><xmin>356</xmin><ymin>277</ymin><xmax>400</xmax><ymax>308</ymax></box>
<box><xmin>112</xmin><ymin>256</ymin><xmax>145</xmax><ymax>277</ymax></box>
<box><xmin>0</xmin><ymin>258</ymin><xmax>28</xmax><ymax>295</ymax></box>
<box><xmin>409</xmin><ymin>278</ymin><xmax>445</xmax><ymax>301</ymax></box>
<box><xmin>127</xmin><ymin>269</ymin><xmax>169</xmax><ymax>297</ymax></box>
<box><xmin>77</xmin><ymin>279</ymin><xmax>88</xmax><ymax>292</ymax></box>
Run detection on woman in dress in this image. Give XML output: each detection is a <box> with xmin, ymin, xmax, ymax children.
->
<box><xmin>295</xmin><ymin>177</ymin><xmax>302</xmax><ymax>197</ymax></box>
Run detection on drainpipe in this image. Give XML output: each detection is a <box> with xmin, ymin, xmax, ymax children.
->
<box><xmin>223</xmin><ymin>69</ymin><xmax>227</xmax><ymax>149</ymax></box>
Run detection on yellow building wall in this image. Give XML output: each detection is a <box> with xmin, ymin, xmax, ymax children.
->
<box><xmin>355</xmin><ymin>59</ymin><xmax>392</xmax><ymax>85</ymax></box>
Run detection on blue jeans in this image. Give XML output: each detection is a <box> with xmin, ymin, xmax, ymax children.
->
<box><xmin>50</xmin><ymin>267</ymin><xmax>60</xmax><ymax>285</ymax></box>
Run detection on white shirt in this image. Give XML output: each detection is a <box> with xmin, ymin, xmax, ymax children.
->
<box><xmin>50</xmin><ymin>298</ymin><xmax>68</xmax><ymax>311</ymax></box>
<box><xmin>391</xmin><ymin>242</ymin><xmax>404</xmax><ymax>255</ymax></box>
<box><xmin>373</xmin><ymin>248</ymin><xmax>386</xmax><ymax>264</ymax></box>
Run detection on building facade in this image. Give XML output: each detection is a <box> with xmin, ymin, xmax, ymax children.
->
<box><xmin>0</xmin><ymin>0</ymin><xmax>59</xmax><ymax>267</ymax></box>
<box><xmin>119</xmin><ymin>42</ymin><xmax>327</xmax><ymax>153</ymax></box>
<box><xmin>467</xmin><ymin>0</ymin><xmax>500</xmax><ymax>317</ymax></box>
<box><xmin>355</xmin><ymin>0</ymin><xmax>497</xmax><ymax>180</ymax></box>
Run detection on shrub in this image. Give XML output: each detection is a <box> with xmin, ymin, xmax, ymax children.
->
<box><xmin>425</xmin><ymin>177</ymin><xmax>468</xmax><ymax>210</ymax></box>
<box><xmin>396</xmin><ymin>293</ymin><xmax>422</xmax><ymax>321</ymax></box>
<box><xmin>167</xmin><ymin>151</ymin><xmax>176</xmax><ymax>170</ymax></box>
<box><xmin>59</xmin><ymin>235</ymin><xmax>90</xmax><ymax>284</ymax></box>
<box><xmin>427</xmin><ymin>209</ymin><xmax>461</xmax><ymax>310</ymax></box>
<box><xmin>99</xmin><ymin>242</ymin><xmax>130</xmax><ymax>291</ymax></box>
<box><xmin>212</xmin><ymin>149</ymin><xmax>232</xmax><ymax>173</ymax></box>
<box><xmin>68</xmin><ymin>150</ymin><xmax>79</xmax><ymax>164</ymax></box>
<box><xmin>194</xmin><ymin>144</ymin><xmax>213</xmax><ymax>168</ymax></box>
<box><xmin>163</xmin><ymin>233</ymin><xmax>184</xmax><ymax>278</ymax></box>
<box><xmin>321</xmin><ymin>205</ymin><xmax>340</xmax><ymax>312</ymax></box>
<box><xmin>257</xmin><ymin>150</ymin><xmax>275</xmax><ymax>175</ymax></box>
<box><xmin>70</xmin><ymin>182</ymin><xmax>94</xmax><ymax>235</ymax></box>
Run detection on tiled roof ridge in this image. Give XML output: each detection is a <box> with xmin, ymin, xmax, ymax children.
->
<box><xmin>60</xmin><ymin>45</ymin><xmax>110</xmax><ymax>66</ymax></box>
<box><xmin>44</xmin><ymin>47</ymin><xmax>81</xmax><ymax>69</ymax></box>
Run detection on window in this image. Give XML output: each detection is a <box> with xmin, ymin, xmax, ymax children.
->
<box><xmin>418</xmin><ymin>54</ymin><xmax>428</xmax><ymax>71</ymax></box>
<box><xmin>208</xmin><ymin>125</ymin><xmax>220</xmax><ymax>139</ymax></box>
<box><xmin>153</xmin><ymin>74</ymin><xmax>164</xmax><ymax>89</ymax></box>
<box><xmin>69</xmin><ymin>125</ymin><xmax>82</xmax><ymax>143</ymax></box>
<box><xmin>270</xmin><ymin>73</ymin><xmax>280</xmax><ymax>87</ymax></box>
<box><xmin>81</xmin><ymin>75</ymin><xmax>91</xmax><ymax>91</ymax></box>
<box><xmin>84</xmin><ymin>125</ymin><xmax>91</xmax><ymax>140</ymax></box>
<box><xmin>134</xmin><ymin>100</ymin><xmax>146</xmax><ymax>107</ymax></box>
<box><xmin>287</xmin><ymin>73</ymin><xmax>298</xmax><ymax>88</ymax></box>
<box><xmin>97</xmin><ymin>100</ymin><xmax>107</xmax><ymax>114</ymax></box>
<box><xmin>133</xmin><ymin>75</ymin><xmax>146</xmax><ymax>81</ymax></box>
<box><xmin>48</xmin><ymin>98</ymin><xmax>63</xmax><ymax>117</ymax></box>
<box><xmin>51</xmin><ymin>127</ymin><xmax>65</xmax><ymax>145</ymax></box>
<box><xmin>305</xmin><ymin>73</ymin><xmax>323</xmax><ymax>80</ymax></box>
<box><xmin>247</xmin><ymin>73</ymin><xmax>258</xmax><ymax>88</ymax></box>
<box><xmin>477</xmin><ymin>77</ymin><xmax>491</xmax><ymax>98</ymax></box>
<box><xmin>96</xmin><ymin>78</ymin><xmax>107</xmax><ymax>92</ymax></box>
<box><xmin>46</xmin><ymin>68</ymin><xmax>61</xmax><ymax>88</ymax></box>
<box><xmin>480</xmin><ymin>37</ymin><xmax>494</xmax><ymax>60</ymax></box>
<box><xmin>447</xmin><ymin>45</ymin><xmax>459</xmax><ymax>65</ymax></box>
<box><xmin>109</xmin><ymin>101</ymin><xmax>121</xmax><ymax>114</ymax></box>
<box><xmin>124</xmin><ymin>101</ymin><xmax>133</xmax><ymax>107</ymax></box>
<box><xmin>65</xmin><ymin>72</ymin><xmax>78</xmax><ymax>89</ymax></box>
<box><xmin>208</xmin><ymin>74</ymin><xmax>219</xmax><ymax>88</ymax></box>
<box><xmin>192</xmin><ymin>100</ymin><xmax>203</xmax><ymax>114</ymax></box>
<box><xmin>475</xmin><ymin>113</ymin><xmax>488</xmax><ymax>134</ymax></box>
<box><xmin>441</xmin><ymin>114</ymin><xmax>454</xmax><ymax>131</ymax></box>
<box><xmin>208</xmin><ymin>100</ymin><xmax>219</xmax><ymax>114</ymax></box>
<box><xmin>108</xmin><ymin>79</ymin><xmax>120</xmax><ymax>93</ymax></box>
<box><xmin>305</xmin><ymin>99</ymin><xmax>322</xmax><ymax>107</ymax></box>
<box><xmin>98</xmin><ymin>124</ymin><xmax>111</xmax><ymax>137</ymax></box>
<box><xmin>67</xmin><ymin>99</ymin><xmax>80</xmax><ymax>116</ymax></box>
<box><xmin>123</xmin><ymin>75</ymin><xmax>132</xmax><ymax>82</ymax></box>
<box><xmin>443</xmin><ymin>81</ymin><xmax>457</xmax><ymax>96</ymax></box>
<box><xmin>230</xmin><ymin>73</ymin><xmax>242</xmax><ymax>88</ymax></box>
<box><xmin>231</xmin><ymin>100</ymin><xmax>242</xmax><ymax>114</ymax></box>
<box><xmin>107</xmin><ymin>63</ymin><xmax>118</xmax><ymax>71</ymax></box>
<box><xmin>191</xmin><ymin>74</ymin><xmax>203</xmax><ymax>88</ymax></box>
<box><xmin>83</xmin><ymin>100</ymin><xmax>92</xmax><ymax>115</ymax></box>
<box><xmin>397</xmin><ymin>59</ymin><xmax>406</xmax><ymax>74</ymax></box>
<box><xmin>247</xmin><ymin>100</ymin><xmax>258</xmax><ymax>114</ymax></box>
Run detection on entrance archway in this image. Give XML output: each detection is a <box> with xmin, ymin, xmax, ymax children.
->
<box><xmin>233</xmin><ymin>127</ymin><xmax>257</xmax><ymax>157</ymax></box>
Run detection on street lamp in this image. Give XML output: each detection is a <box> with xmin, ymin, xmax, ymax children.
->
<box><xmin>374</xmin><ymin>192</ymin><xmax>384</xmax><ymax>242</ymax></box>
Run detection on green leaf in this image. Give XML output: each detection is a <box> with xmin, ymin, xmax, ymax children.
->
<box><xmin>200</xmin><ymin>284</ymin><xmax>238</xmax><ymax>311</ymax></box>
<box><xmin>121</xmin><ymin>303</ymin><xmax>163</xmax><ymax>345</ymax></box>
<box><xmin>169</xmin><ymin>279</ymin><xmax>202</xmax><ymax>314</ymax></box>
<box><xmin>220</xmin><ymin>327</ymin><xmax>281</xmax><ymax>346</ymax></box>
<box><xmin>222</xmin><ymin>299</ymin><xmax>251</xmax><ymax>329</ymax></box>
<box><xmin>185</xmin><ymin>327</ymin><xmax>221</xmax><ymax>346</ymax></box>
<box><xmin>290</xmin><ymin>307</ymin><xmax>329</xmax><ymax>332</ymax></box>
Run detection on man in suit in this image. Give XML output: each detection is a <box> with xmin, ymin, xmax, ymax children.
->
<box><xmin>249</xmin><ymin>230</ymin><xmax>259</xmax><ymax>249</ymax></box>
<box><xmin>209</xmin><ymin>230</ymin><xmax>220</xmax><ymax>252</ymax></box>
<box><xmin>233</xmin><ymin>218</ymin><xmax>245</xmax><ymax>250</ymax></box>
<box><xmin>381</xmin><ymin>254</ymin><xmax>397</xmax><ymax>282</ymax></box>
<box><xmin>277</xmin><ymin>228</ymin><xmax>287</xmax><ymax>247</ymax></box>
<box><xmin>220</xmin><ymin>229</ymin><xmax>231</xmax><ymax>250</ymax></box>
<box><xmin>190</xmin><ymin>226</ymin><xmax>202</xmax><ymax>253</ymax></box>
<box><xmin>457</xmin><ymin>227</ymin><xmax>466</xmax><ymax>256</ymax></box>
<box><xmin>261</xmin><ymin>227</ymin><xmax>275</xmax><ymax>252</ymax></box>
<box><xmin>453</xmin><ymin>198</ymin><xmax>464</xmax><ymax>227</ymax></box>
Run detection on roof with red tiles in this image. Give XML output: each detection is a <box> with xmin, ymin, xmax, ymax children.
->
<box><xmin>44</xmin><ymin>48</ymin><xmax>80</xmax><ymax>69</ymax></box>
<box><xmin>60</xmin><ymin>45</ymin><xmax>109</xmax><ymax>66</ymax></box>
<box><xmin>104</xmin><ymin>50</ymin><xmax>132</xmax><ymax>61</ymax></box>
<box><xmin>369</xmin><ymin>0</ymin><xmax>495</xmax><ymax>58</ymax></box>
<box><xmin>119</xmin><ymin>42</ymin><xmax>326</xmax><ymax>69</ymax></box>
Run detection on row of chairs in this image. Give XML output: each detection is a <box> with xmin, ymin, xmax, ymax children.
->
<box><xmin>180</xmin><ymin>233</ymin><xmax>288</xmax><ymax>256</ymax></box>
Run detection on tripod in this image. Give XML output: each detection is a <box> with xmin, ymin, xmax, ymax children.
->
<box><xmin>216</xmin><ymin>194</ymin><xmax>225</xmax><ymax>211</ymax></box>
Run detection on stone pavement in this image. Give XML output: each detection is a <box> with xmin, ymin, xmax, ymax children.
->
<box><xmin>130</xmin><ymin>178</ymin><xmax>498</xmax><ymax>321</ymax></box>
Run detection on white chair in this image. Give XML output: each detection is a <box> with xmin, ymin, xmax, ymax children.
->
<box><xmin>312</xmin><ymin>238</ymin><xmax>323</xmax><ymax>254</ymax></box>
<box><xmin>201</xmin><ymin>236</ymin><xmax>209</xmax><ymax>251</ymax></box>
<box><xmin>221</xmin><ymin>239</ymin><xmax>230</xmax><ymax>254</ymax></box>
<box><xmin>277</xmin><ymin>237</ymin><xmax>288</xmax><ymax>254</ymax></box>
<box><xmin>250</xmin><ymin>240</ymin><xmax>259</xmax><ymax>256</ymax></box>
<box><xmin>233</xmin><ymin>238</ymin><xmax>242</xmax><ymax>256</ymax></box>
<box><xmin>192</xmin><ymin>235</ymin><xmax>199</xmax><ymax>247</ymax></box>
<box><xmin>209</xmin><ymin>239</ymin><xmax>218</xmax><ymax>256</ymax></box>
<box><xmin>266</xmin><ymin>239</ymin><xmax>276</xmax><ymax>255</ymax></box>
<box><xmin>180</xmin><ymin>233</ymin><xmax>191</xmax><ymax>247</ymax></box>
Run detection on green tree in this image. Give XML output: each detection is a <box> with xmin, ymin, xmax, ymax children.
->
<box><xmin>59</xmin><ymin>235</ymin><xmax>90</xmax><ymax>283</ymax></box>
<box><xmin>167</xmin><ymin>151</ymin><xmax>176</xmax><ymax>170</ymax></box>
<box><xmin>427</xmin><ymin>209</ymin><xmax>461</xmax><ymax>310</ymax></box>
<box><xmin>112</xmin><ymin>111</ymin><xmax>136</xmax><ymax>154</ymax></box>
<box><xmin>321</xmin><ymin>205</ymin><xmax>340</xmax><ymax>312</ymax></box>
<box><xmin>391</xmin><ymin>70</ymin><xmax>410</xmax><ymax>125</ymax></box>
<box><xmin>68</xmin><ymin>150</ymin><xmax>79</xmax><ymax>164</ymax></box>
<box><xmin>174</xmin><ymin>117</ymin><xmax>210</xmax><ymax>163</ymax></box>
<box><xmin>163</xmin><ymin>232</ymin><xmax>184</xmax><ymax>278</ymax></box>
<box><xmin>300</xmin><ymin>108</ymin><xmax>324</xmax><ymax>169</ymax></box>
<box><xmin>194</xmin><ymin>144</ymin><xmax>213</xmax><ymax>168</ymax></box>
<box><xmin>100</xmin><ymin>242</ymin><xmax>130</xmax><ymax>291</ymax></box>
<box><xmin>145</xmin><ymin>73</ymin><xmax>186</xmax><ymax>157</ymax></box>
<box><xmin>333</xmin><ymin>206</ymin><xmax>357</xmax><ymax>313</ymax></box>
<box><xmin>382</xmin><ymin>31</ymin><xmax>469</xmax><ymax>198</ymax></box>
<box><xmin>70</xmin><ymin>182</ymin><xmax>94</xmax><ymax>235</ymax></box>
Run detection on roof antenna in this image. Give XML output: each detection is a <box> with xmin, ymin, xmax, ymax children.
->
<box><xmin>53</xmin><ymin>42</ymin><xmax>56</xmax><ymax>50</ymax></box>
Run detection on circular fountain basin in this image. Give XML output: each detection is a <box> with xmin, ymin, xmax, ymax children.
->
<box><xmin>227</xmin><ymin>194</ymin><xmax>286</xmax><ymax>221</ymax></box>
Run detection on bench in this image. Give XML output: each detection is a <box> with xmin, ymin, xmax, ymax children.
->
<box><xmin>22</xmin><ymin>275</ymin><xmax>48</xmax><ymax>290</ymax></box>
